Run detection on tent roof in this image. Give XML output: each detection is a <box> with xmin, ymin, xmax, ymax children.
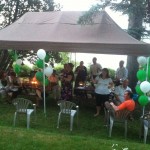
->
<box><xmin>0</xmin><ymin>11</ymin><xmax>150</xmax><ymax>55</ymax></box>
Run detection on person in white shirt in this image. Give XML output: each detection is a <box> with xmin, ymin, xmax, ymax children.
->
<box><xmin>93</xmin><ymin>68</ymin><xmax>113</xmax><ymax>117</ymax></box>
<box><xmin>90</xmin><ymin>57</ymin><xmax>102</xmax><ymax>79</ymax></box>
<box><xmin>114</xmin><ymin>79</ymin><xmax>132</xmax><ymax>105</ymax></box>
<box><xmin>115</xmin><ymin>60</ymin><xmax>128</xmax><ymax>85</ymax></box>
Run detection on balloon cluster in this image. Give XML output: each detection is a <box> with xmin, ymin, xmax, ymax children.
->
<box><xmin>35</xmin><ymin>49</ymin><xmax>53</xmax><ymax>86</ymax></box>
<box><xmin>136</xmin><ymin>56</ymin><xmax>150</xmax><ymax>106</ymax></box>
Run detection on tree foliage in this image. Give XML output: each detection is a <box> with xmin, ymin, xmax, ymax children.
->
<box><xmin>78</xmin><ymin>0</ymin><xmax>149</xmax><ymax>39</ymax></box>
<box><xmin>0</xmin><ymin>0</ymin><xmax>61</xmax><ymax>28</ymax></box>
<box><xmin>0</xmin><ymin>0</ymin><xmax>69</xmax><ymax>74</ymax></box>
<box><xmin>78</xmin><ymin>0</ymin><xmax>150</xmax><ymax>91</ymax></box>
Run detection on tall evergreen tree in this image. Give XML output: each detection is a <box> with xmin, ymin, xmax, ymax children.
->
<box><xmin>79</xmin><ymin>0</ymin><xmax>150</xmax><ymax>91</ymax></box>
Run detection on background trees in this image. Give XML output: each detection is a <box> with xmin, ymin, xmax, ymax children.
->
<box><xmin>0</xmin><ymin>0</ymin><xmax>64</xmax><ymax>75</ymax></box>
<box><xmin>79</xmin><ymin>0</ymin><xmax>150</xmax><ymax>91</ymax></box>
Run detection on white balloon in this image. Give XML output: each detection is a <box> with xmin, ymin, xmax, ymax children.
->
<box><xmin>137</xmin><ymin>56</ymin><xmax>147</xmax><ymax>66</ymax></box>
<box><xmin>16</xmin><ymin>59</ymin><xmax>22</xmax><ymax>65</ymax></box>
<box><xmin>44</xmin><ymin>66</ymin><xmax>53</xmax><ymax>77</ymax></box>
<box><xmin>140</xmin><ymin>81</ymin><xmax>150</xmax><ymax>93</ymax></box>
<box><xmin>37</xmin><ymin>49</ymin><xmax>46</xmax><ymax>60</ymax></box>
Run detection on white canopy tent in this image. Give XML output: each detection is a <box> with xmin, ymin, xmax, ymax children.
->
<box><xmin>0</xmin><ymin>11</ymin><xmax>150</xmax><ymax>55</ymax></box>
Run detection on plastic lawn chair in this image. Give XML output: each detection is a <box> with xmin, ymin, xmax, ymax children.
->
<box><xmin>12</xmin><ymin>98</ymin><xmax>36</xmax><ymax>129</ymax></box>
<box><xmin>57</xmin><ymin>100</ymin><xmax>79</xmax><ymax>131</ymax></box>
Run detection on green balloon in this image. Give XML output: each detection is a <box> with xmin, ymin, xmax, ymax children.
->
<box><xmin>36</xmin><ymin>59</ymin><xmax>44</xmax><ymax>68</ymax></box>
<box><xmin>135</xmin><ymin>85</ymin><xmax>144</xmax><ymax>95</ymax></box>
<box><xmin>14</xmin><ymin>64</ymin><xmax>21</xmax><ymax>74</ymax></box>
<box><xmin>136</xmin><ymin>70</ymin><xmax>146</xmax><ymax>81</ymax></box>
<box><xmin>35</xmin><ymin>72</ymin><xmax>43</xmax><ymax>82</ymax></box>
<box><xmin>41</xmin><ymin>78</ymin><xmax>49</xmax><ymax>86</ymax></box>
<box><xmin>45</xmin><ymin>78</ymin><xmax>49</xmax><ymax>86</ymax></box>
<box><xmin>138</xmin><ymin>95</ymin><xmax>149</xmax><ymax>106</ymax></box>
<box><xmin>45</xmin><ymin>54</ymin><xmax>50</xmax><ymax>63</ymax></box>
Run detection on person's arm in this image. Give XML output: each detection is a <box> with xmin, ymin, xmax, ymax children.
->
<box><xmin>85</xmin><ymin>66</ymin><xmax>87</xmax><ymax>76</ymax></box>
<box><xmin>117</xmin><ymin>101</ymin><xmax>129</xmax><ymax>111</ymax></box>
<box><xmin>97</xmin><ymin>64</ymin><xmax>102</xmax><ymax>75</ymax></box>
<box><xmin>108</xmin><ymin>78</ymin><xmax>113</xmax><ymax>89</ymax></box>
<box><xmin>121</xmin><ymin>68</ymin><xmax>128</xmax><ymax>80</ymax></box>
<box><xmin>92</xmin><ymin>76</ymin><xmax>99</xmax><ymax>84</ymax></box>
<box><xmin>114</xmin><ymin>94</ymin><xmax>120</xmax><ymax>101</ymax></box>
<box><xmin>64</xmin><ymin>75</ymin><xmax>73</xmax><ymax>82</ymax></box>
<box><xmin>115</xmin><ymin>68</ymin><xmax>119</xmax><ymax>80</ymax></box>
<box><xmin>75</xmin><ymin>66</ymin><xmax>79</xmax><ymax>74</ymax></box>
<box><xmin>90</xmin><ymin>65</ymin><xmax>92</xmax><ymax>78</ymax></box>
<box><xmin>114</xmin><ymin>86</ymin><xmax>122</xmax><ymax>103</ymax></box>
<box><xmin>124</xmin><ymin>68</ymin><xmax>128</xmax><ymax>79</ymax></box>
<box><xmin>110</xmin><ymin>102</ymin><xmax>119</xmax><ymax>111</ymax></box>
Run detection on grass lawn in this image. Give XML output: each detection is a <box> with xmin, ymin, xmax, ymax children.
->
<box><xmin>0</xmin><ymin>95</ymin><xmax>149</xmax><ymax>150</ymax></box>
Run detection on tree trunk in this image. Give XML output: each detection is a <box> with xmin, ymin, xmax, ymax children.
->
<box><xmin>127</xmin><ymin>0</ymin><xmax>144</xmax><ymax>92</ymax></box>
<box><xmin>0</xmin><ymin>50</ymin><xmax>12</xmax><ymax>76</ymax></box>
<box><xmin>13</xmin><ymin>0</ymin><xmax>20</xmax><ymax>22</ymax></box>
<box><xmin>127</xmin><ymin>56</ymin><xmax>139</xmax><ymax>92</ymax></box>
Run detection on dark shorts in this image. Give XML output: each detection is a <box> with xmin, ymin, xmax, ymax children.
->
<box><xmin>95</xmin><ymin>93</ymin><xmax>109</xmax><ymax>106</ymax></box>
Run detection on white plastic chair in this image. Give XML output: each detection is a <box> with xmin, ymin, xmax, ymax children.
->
<box><xmin>57</xmin><ymin>100</ymin><xmax>79</xmax><ymax>131</ymax></box>
<box><xmin>12</xmin><ymin>98</ymin><xmax>36</xmax><ymax>129</ymax></box>
<box><xmin>140</xmin><ymin>112</ymin><xmax>150</xmax><ymax>144</ymax></box>
<box><xmin>108</xmin><ymin>109</ymin><xmax>131</xmax><ymax>138</ymax></box>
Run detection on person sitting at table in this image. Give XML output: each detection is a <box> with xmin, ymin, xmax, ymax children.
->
<box><xmin>48</xmin><ymin>70</ymin><xmax>60</xmax><ymax>100</ymax></box>
<box><xmin>114</xmin><ymin>60</ymin><xmax>128</xmax><ymax>86</ymax></box>
<box><xmin>0</xmin><ymin>70</ymin><xmax>9</xmax><ymax>99</ymax></box>
<box><xmin>7</xmin><ymin>71</ymin><xmax>22</xmax><ymax>101</ymax></box>
<box><xmin>60</xmin><ymin>63</ymin><xmax>74</xmax><ymax>101</ymax></box>
<box><xmin>113</xmin><ymin>79</ymin><xmax>132</xmax><ymax>105</ymax></box>
<box><xmin>74</xmin><ymin>61</ymin><xmax>87</xmax><ymax>97</ymax></box>
<box><xmin>35</xmin><ymin>78</ymin><xmax>51</xmax><ymax>107</ymax></box>
<box><xmin>92</xmin><ymin>68</ymin><xmax>113</xmax><ymax>117</ymax></box>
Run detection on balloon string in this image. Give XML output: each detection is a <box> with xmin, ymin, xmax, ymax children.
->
<box><xmin>143</xmin><ymin>57</ymin><xmax>149</xmax><ymax>115</ymax></box>
<box><xmin>146</xmin><ymin>57</ymin><xmax>149</xmax><ymax>81</ymax></box>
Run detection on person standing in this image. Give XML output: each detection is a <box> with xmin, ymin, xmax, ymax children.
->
<box><xmin>93</xmin><ymin>68</ymin><xmax>113</xmax><ymax>117</ymax></box>
<box><xmin>48</xmin><ymin>70</ymin><xmax>60</xmax><ymax>100</ymax></box>
<box><xmin>90</xmin><ymin>57</ymin><xmax>102</xmax><ymax>80</ymax></box>
<box><xmin>115</xmin><ymin>60</ymin><xmax>128</xmax><ymax>85</ymax></box>
<box><xmin>60</xmin><ymin>63</ymin><xmax>74</xmax><ymax>101</ymax></box>
<box><xmin>74</xmin><ymin>61</ymin><xmax>87</xmax><ymax>87</ymax></box>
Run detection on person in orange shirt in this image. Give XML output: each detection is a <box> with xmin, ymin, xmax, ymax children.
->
<box><xmin>105</xmin><ymin>90</ymin><xmax>135</xmax><ymax>113</ymax></box>
<box><xmin>109</xmin><ymin>90</ymin><xmax>135</xmax><ymax>111</ymax></box>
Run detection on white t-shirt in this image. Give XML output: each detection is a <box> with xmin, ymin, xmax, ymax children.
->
<box><xmin>114</xmin><ymin>85</ymin><xmax>132</xmax><ymax>102</ymax></box>
<box><xmin>90</xmin><ymin>63</ymin><xmax>102</xmax><ymax>76</ymax></box>
<box><xmin>116</xmin><ymin>67</ymin><xmax>128</xmax><ymax>80</ymax></box>
<box><xmin>95</xmin><ymin>77</ymin><xmax>112</xmax><ymax>95</ymax></box>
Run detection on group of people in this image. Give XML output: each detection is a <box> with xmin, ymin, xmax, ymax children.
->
<box><xmin>35</xmin><ymin>62</ymin><xmax>74</xmax><ymax>106</ymax></box>
<box><xmin>89</xmin><ymin>58</ymin><xmax>135</xmax><ymax>117</ymax></box>
<box><xmin>0</xmin><ymin>57</ymin><xmax>135</xmax><ymax>117</ymax></box>
<box><xmin>0</xmin><ymin>70</ymin><xmax>22</xmax><ymax>103</ymax></box>
<box><xmin>56</xmin><ymin>57</ymin><xmax>135</xmax><ymax>118</ymax></box>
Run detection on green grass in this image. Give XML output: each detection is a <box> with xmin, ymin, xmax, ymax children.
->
<box><xmin>0</xmin><ymin>96</ymin><xmax>149</xmax><ymax>150</ymax></box>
